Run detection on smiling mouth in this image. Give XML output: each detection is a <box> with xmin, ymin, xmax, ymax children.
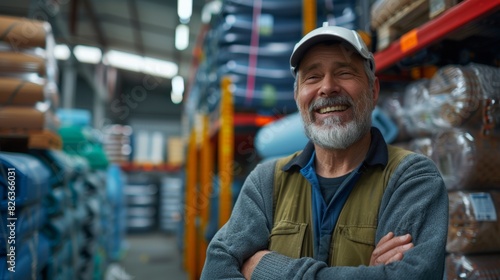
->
<box><xmin>317</xmin><ymin>105</ymin><xmax>349</xmax><ymax>114</ymax></box>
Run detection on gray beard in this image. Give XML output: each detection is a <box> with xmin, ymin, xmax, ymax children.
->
<box><xmin>299</xmin><ymin>93</ymin><xmax>373</xmax><ymax>150</ymax></box>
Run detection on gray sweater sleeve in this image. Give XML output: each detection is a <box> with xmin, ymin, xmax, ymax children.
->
<box><xmin>251</xmin><ymin>153</ymin><xmax>449</xmax><ymax>280</ymax></box>
<box><xmin>200</xmin><ymin>160</ymin><xmax>276</xmax><ymax>279</ymax></box>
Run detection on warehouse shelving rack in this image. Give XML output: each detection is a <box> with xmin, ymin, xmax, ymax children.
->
<box><xmin>374</xmin><ymin>0</ymin><xmax>500</xmax><ymax>73</ymax></box>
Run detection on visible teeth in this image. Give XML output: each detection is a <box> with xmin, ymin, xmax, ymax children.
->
<box><xmin>319</xmin><ymin>105</ymin><xmax>347</xmax><ymax>114</ymax></box>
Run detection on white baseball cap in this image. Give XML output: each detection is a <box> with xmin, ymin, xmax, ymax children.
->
<box><xmin>290</xmin><ymin>22</ymin><xmax>375</xmax><ymax>77</ymax></box>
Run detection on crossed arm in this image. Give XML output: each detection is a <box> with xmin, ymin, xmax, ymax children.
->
<box><xmin>242</xmin><ymin>232</ymin><xmax>414</xmax><ymax>279</ymax></box>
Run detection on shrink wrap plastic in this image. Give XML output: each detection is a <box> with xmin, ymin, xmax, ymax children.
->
<box><xmin>431</xmin><ymin>129</ymin><xmax>500</xmax><ymax>190</ymax></box>
<box><xmin>447</xmin><ymin>191</ymin><xmax>500</xmax><ymax>254</ymax></box>
<box><xmin>446</xmin><ymin>254</ymin><xmax>500</xmax><ymax>280</ymax></box>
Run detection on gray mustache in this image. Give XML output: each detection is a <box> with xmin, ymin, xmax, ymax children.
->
<box><xmin>309</xmin><ymin>96</ymin><xmax>353</xmax><ymax>113</ymax></box>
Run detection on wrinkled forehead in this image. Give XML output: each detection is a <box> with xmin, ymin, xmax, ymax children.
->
<box><xmin>297</xmin><ymin>41</ymin><xmax>365</xmax><ymax>72</ymax></box>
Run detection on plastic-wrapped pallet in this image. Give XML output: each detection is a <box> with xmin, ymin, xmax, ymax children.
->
<box><xmin>385</xmin><ymin>63</ymin><xmax>500</xmax><ymax>141</ymax></box>
<box><xmin>431</xmin><ymin>129</ymin><xmax>500</xmax><ymax>191</ymax></box>
<box><xmin>446</xmin><ymin>253</ymin><xmax>500</xmax><ymax>280</ymax></box>
<box><xmin>447</xmin><ymin>191</ymin><xmax>500</xmax><ymax>254</ymax></box>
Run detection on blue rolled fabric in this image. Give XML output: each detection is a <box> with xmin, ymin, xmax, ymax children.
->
<box><xmin>106</xmin><ymin>164</ymin><xmax>126</xmax><ymax>261</ymax></box>
<box><xmin>45</xmin><ymin>239</ymin><xmax>73</xmax><ymax>279</ymax></box>
<box><xmin>0</xmin><ymin>204</ymin><xmax>47</xmax><ymax>254</ymax></box>
<box><xmin>218</xmin><ymin>58</ymin><xmax>292</xmax><ymax>82</ymax></box>
<box><xmin>222</xmin><ymin>0</ymin><xmax>303</xmax><ymax>17</ymax></box>
<box><xmin>217</xmin><ymin>42</ymin><xmax>295</xmax><ymax>63</ymax></box>
<box><xmin>372</xmin><ymin>106</ymin><xmax>399</xmax><ymax>144</ymax></box>
<box><xmin>43</xmin><ymin>186</ymin><xmax>70</xmax><ymax>216</ymax></box>
<box><xmin>221</xmin><ymin>0</ymin><xmax>357</xmax><ymax>20</ymax></box>
<box><xmin>42</xmin><ymin>212</ymin><xmax>72</xmax><ymax>248</ymax></box>
<box><xmin>56</xmin><ymin>108</ymin><xmax>91</xmax><ymax>128</ymax></box>
<box><xmin>0</xmin><ymin>152</ymin><xmax>51</xmax><ymax>209</ymax></box>
<box><xmin>255</xmin><ymin>112</ymin><xmax>308</xmax><ymax>159</ymax></box>
<box><xmin>0</xmin><ymin>232</ymin><xmax>50</xmax><ymax>279</ymax></box>
<box><xmin>29</xmin><ymin>149</ymin><xmax>76</xmax><ymax>185</ymax></box>
<box><xmin>68</xmin><ymin>178</ymin><xmax>86</xmax><ymax>208</ymax></box>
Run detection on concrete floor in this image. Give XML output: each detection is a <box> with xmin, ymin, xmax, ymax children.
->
<box><xmin>118</xmin><ymin>232</ymin><xmax>188</xmax><ymax>280</ymax></box>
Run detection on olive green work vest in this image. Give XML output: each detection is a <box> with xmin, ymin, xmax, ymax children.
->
<box><xmin>269</xmin><ymin>145</ymin><xmax>412</xmax><ymax>266</ymax></box>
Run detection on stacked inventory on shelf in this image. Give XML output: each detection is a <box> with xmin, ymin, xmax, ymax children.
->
<box><xmin>188</xmin><ymin>0</ymin><xmax>361</xmax><ymax>120</ymax></box>
<box><xmin>383</xmin><ymin>63</ymin><xmax>500</xmax><ymax>280</ymax></box>
<box><xmin>0</xmin><ymin>15</ymin><xmax>61</xmax><ymax>151</ymax></box>
<box><xmin>0</xmin><ymin>152</ymin><xmax>51</xmax><ymax>279</ymax></box>
<box><xmin>102</xmin><ymin>124</ymin><xmax>133</xmax><ymax>164</ymax></box>
<box><xmin>371</xmin><ymin>0</ymin><xmax>463</xmax><ymax>51</ymax></box>
<box><xmin>125</xmin><ymin>174</ymin><xmax>158</xmax><ymax>232</ymax></box>
<box><xmin>159</xmin><ymin>176</ymin><xmax>183</xmax><ymax>233</ymax></box>
<box><xmin>0</xmin><ymin>15</ymin><xmax>59</xmax><ymax>279</ymax></box>
<box><xmin>57</xmin><ymin>109</ymin><xmax>128</xmax><ymax>276</ymax></box>
<box><xmin>105</xmin><ymin>164</ymin><xmax>127</xmax><ymax>262</ymax></box>
<box><xmin>370</xmin><ymin>0</ymin><xmax>500</xmax><ymax>278</ymax></box>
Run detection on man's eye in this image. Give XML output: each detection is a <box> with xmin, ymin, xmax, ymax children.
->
<box><xmin>305</xmin><ymin>75</ymin><xmax>318</xmax><ymax>80</ymax></box>
<box><xmin>338</xmin><ymin>72</ymin><xmax>354</xmax><ymax>77</ymax></box>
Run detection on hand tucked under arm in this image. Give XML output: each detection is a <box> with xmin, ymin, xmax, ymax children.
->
<box><xmin>242</xmin><ymin>232</ymin><xmax>411</xmax><ymax>279</ymax></box>
<box><xmin>242</xmin><ymin>250</ymin><xmax>271</xmax><ymax>280</ymax></box>
<box><xmin>370</xmin><ymin>232</ymin><xmax>413</xmax><ymax>266</ymax></box>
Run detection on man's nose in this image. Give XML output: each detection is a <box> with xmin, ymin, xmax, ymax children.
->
<box><xmin>319</xmin><ymin>75</ymin><xmax>341</xmax><ymax>96</ymax></box>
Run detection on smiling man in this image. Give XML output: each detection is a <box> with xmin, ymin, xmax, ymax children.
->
<box><xmin>201</xmin><ymin>22</ymin><xmax>449</xmax><ymax>280</ymax></box>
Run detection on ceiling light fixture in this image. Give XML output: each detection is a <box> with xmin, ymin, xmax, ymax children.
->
<box><xmin>177</xmin><ymin>0</ymin><xmax>192</xmax><ymax>23</ymax></box>
<box><xmin>171</xmin><ymin>91</ymin><xmax>183</xmax><ymax>104</ymax></box>
<box><xmin>54</xmin><ymin>44</ymin><xmax>71</xmax><ymax>60</ymax></box>
<box><xmin>103</xmin><ymin>49</ymin><xmax>178</xmax><ymax>79</ymax></box>
<box><xmin>171</xmin><ymin>75</ymin><xmax>184</xmax><ymax>95</ymax></box>
<box><xmin>104</xmin><ymin>50</ymin><xmax>142</xmax><ymax>72</ymax></box>
<box><xmin>143</xmin><ymin>57</ymin><xmax>179</xmax><ymax>79</ymax></box>
<box><xmin>73</xmin><ymin>45</ymin><xmax>102</xmax><ymax>64</ymax></box>
<box><xmin>175</xmin><ymin>24</ymin><xmax>189</xmax><ymax>51</ymax></box>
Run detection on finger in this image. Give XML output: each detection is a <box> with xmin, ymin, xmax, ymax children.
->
<box><xmin>376</xmin><ymin>232</ymin><xmax>394</xmax><ymax>246</ymax></box>
<box><xmin>376</xmin><ymin>234</ymin><xmax>412</xmax><ymax>254</ymax></box>
<box><xmin>378</xmin><ymin>242</ymin><xmax>414</xmax><ymax>265</ymax></box>
<box><xmin>372</xmin><ymin>232</ymin><xmax>395</xmax><ymax>257</ymax></box>
<box><xmin>385</xmin><ymin>252</ymin><xmax>403</xmax><ymax>265</ymax></box>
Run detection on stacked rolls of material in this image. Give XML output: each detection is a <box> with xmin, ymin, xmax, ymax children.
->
<box><xmin>0</xmin><ymin>15</ymin><xmax>61</xmax><ymax>151</ymax></box>
<box><xmin>370</xmin><ymin>0</ymin><xmax>412</xmax><ymax>29</ymax></box>
<box><xmin>381</xmin><ymin>63</ymin><xmax>500</xmax><ymax>278</ymax></box>
<box><xmin>0</xmin><ymin>152</ymin><xmax>52</xmax><ymax>278</ymax></box>
<box><xmin>428</xmin><ymin>65</ymin><xmax>483</xmax><ymax>129</ymax></box>
<box><xmin>431</xmin><ymin>129</ymin><xmax>500</xmax><ymax>191</ymax></box>
<box><xmin>447</xmin><ymin>191</ymin><xmax>500</xmax><ymax>254</ymax></box>
<box><xmin>446</xmin><ymin>254</ymin><xmax>500</xmax><ymax>280</ymax></box>
<box><xmin>0</xmin><ymin>15</ymin><xmax>52</xmax><ymax>49</ymax></box>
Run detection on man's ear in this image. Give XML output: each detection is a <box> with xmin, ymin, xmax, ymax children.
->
<box><xmin>372</xmin><ymin>76</ymin><xmax>380</xmax><ymax>106</ymax></box>
<box><xmin>293</xmin><ymin>77</ymin><xmax>299</xmax><ymax>101</ymax></box>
